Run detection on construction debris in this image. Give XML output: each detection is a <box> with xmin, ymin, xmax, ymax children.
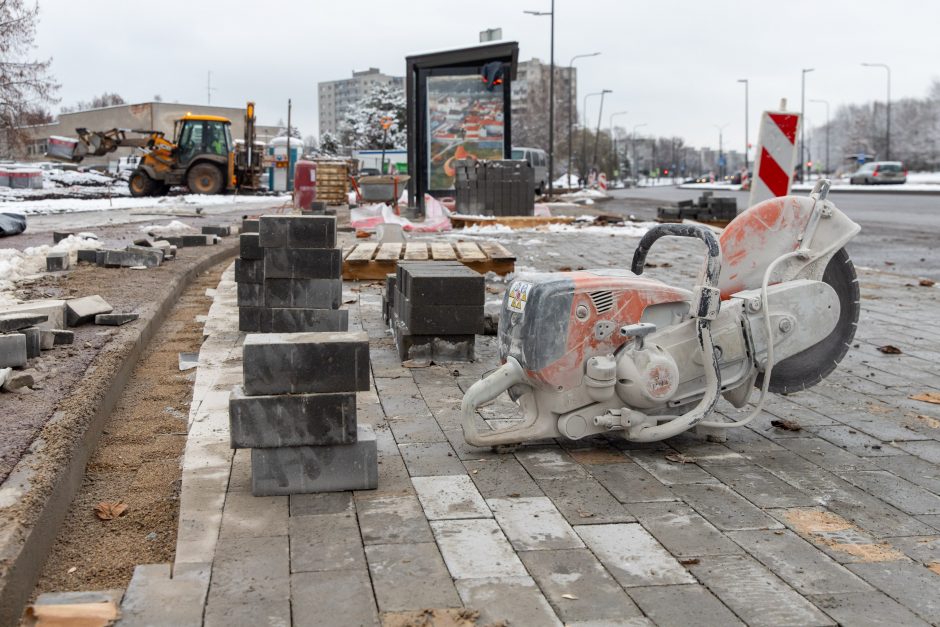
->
<box><xmin>657</xmin><ymin>191</ymin><xmax>737</xmax><ymax>225</ymax></box>
<box><xmin>95</xmin><ymin>313</ymin><xmax>139</xmax><ymax>326</ymax></box>
<box><xmin>66</xmin><ymin>295</ymin><xmax>113</xmax><ymax>326</ymax></box>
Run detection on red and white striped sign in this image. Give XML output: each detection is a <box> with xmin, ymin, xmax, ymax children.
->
<box><xmin>748</xmin><ymin>110</ymin><xmax>800</xmax><ymax>208</ymax></box>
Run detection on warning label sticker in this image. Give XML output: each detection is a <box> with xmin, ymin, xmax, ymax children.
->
<box><xmin>507</xmin><ymin>281</ymin><xmax>531</xmax><ymax>313</ymax></box>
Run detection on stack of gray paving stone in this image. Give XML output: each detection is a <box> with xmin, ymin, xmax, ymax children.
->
<box><xmin>229</xmin><ymin>331</ymin><xmax>377</xmax><ymax>495</ymax></box>
<box><xmin>238</xmin><ymin>215</ymin><xmax>347</xmax><ymax>333</ymax></box>
<box><xmin>454</xmin><ymin>159</ymin><xmax>535</xmax><ymax>216</ymax></box>
<box><xmin>388</xmin><ymin>261</ymin><xmax>484</xmax><ymax>362</ymax></box>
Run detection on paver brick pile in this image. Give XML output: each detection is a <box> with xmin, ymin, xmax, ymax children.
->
<box><xmin>229</xmin><ymin>331</ymin><xmax>377</xmax><ymax>496</ymax></box>
<box><xmin>387</xmin><ymin>260</ymin><xmax>484</xmax><ymax>362</ymax></box>
<box><xmin>237</xmin><ymin>215</ymin><xmax>346</xmax><ymax>333</ymax></box>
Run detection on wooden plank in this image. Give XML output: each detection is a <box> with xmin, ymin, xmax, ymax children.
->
<box><xmin>403</xmin><ymin>242</ymin><xmax>429</xmax><ymax>260</ymax></box>
<box><xmin>477</xmin><ymin>241</ymin><xmax>515</xmax><ymax>262</ymax></box>
<box><xmin>375</xmin><ymin>243</ymin><xmax>403</xmax><ymax>261</ymax></box>
<box><xmin>345</xmin><ymin>242</ymin><xmax>378</xmax><ymax>262</ymax></box>
<box><xmin>455</xmin><ymin>242</ymin><xmax>486</xmax><ymax>262</ymax></box>
<box><xmin>450</xmin><ymin>215</ymin><xmax>577</xmax><ymax>229</ymax></box>
<box><xmin>430</xmin><ymin>242</ymin><xmax>458</xmax><ymax>260</ymax></box>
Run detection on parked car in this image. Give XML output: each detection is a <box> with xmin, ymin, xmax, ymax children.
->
<box><xmin>849</xmin><ymin>161</ymin><xmax>907</xmax><ymax>185</ymax></box>
<box><xmin>511</xmin><ymin>147</ymin><xmax>549</xmax><ymax>194</ymax></box>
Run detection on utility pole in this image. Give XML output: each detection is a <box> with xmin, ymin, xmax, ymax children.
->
<box><xmin>567</xmin><ymin>52</ymin><xmax>601</xmax><ymax>187</ymax></box>
<box><xmin>714</xmin><ymin>123</ymin><xmax>728</xmax><ymax>179</ymax></box>
<box><xmin>207</xmin><ymin>71</ymin><xmax>217</xmax><ymax>105</ymax></box>
<box><xmin>862</xmin><ymin>62</ymin><xmax>891</xmax><ymax>159</ymax></box>
<box><xmin>609</xmin><ymin>111</ymin><xmax>628</xmax><ymax>183</ymax></box>
<box><xmin>581</xmin><ymin>90</ymin><xmax>608</xmax><ymax>184</ymax></box>
<box><xmin>737</xmin><ymin>78</ymin><xmax>749</xmax><ymax>171</ymax></box>
<box><xmin>800</xmin><ymin>68</ymin><xmax>814</xmax><ymax>182</ymax></box>
<box><xmin>592</xmin><ymin>89</ymin><xmax>611</xmax><ymax>170</ymax></box>
<box><xmin>524</xmin><ymin>3</ymin><xmax>555</xmax><ymax>196</ymax></box>
<box><xmin>810</xmin><ymin>98</ymin><xmax>830</xmax><ymax>174</ymax></box>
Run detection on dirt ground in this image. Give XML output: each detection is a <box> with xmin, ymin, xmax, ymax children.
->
<box><xmin>30</xmin><ymin>261</ymin><xmax>226</xmax><ymax>596</ymax></box>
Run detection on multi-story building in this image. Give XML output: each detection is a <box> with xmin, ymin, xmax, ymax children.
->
<box><xmin>318</xmin><ymin>68</ymin><xmax>404</xmax><ymax>137</ymax></box>
<box><xmin>510</xmin><ymin>59</ymin><xmax>575</xmax><ymax>166</ymax></box>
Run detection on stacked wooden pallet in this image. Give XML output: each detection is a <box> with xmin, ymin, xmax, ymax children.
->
<box><xmin>342</xmin><ymin>240</ymin><xmax>515</xmax><ymax>280</ymax></box>
<box><xmin>314</xmin><ymin>159</ymin><xmax>350</xmax><ymax>206</ymax></box>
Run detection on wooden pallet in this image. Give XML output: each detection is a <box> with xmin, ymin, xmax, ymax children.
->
<box><xmin>343</xmin><ymin>240</ymin><xmax>515</xmax><ymax>280</ymax></box>
<box><xmin>450</xmin><ymin>214</ymin><xmax>577</xmax><ymax>229</ymax></box>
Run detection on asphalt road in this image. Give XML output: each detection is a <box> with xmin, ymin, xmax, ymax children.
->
<box><xmin>607</xmin><ymin>186</ymin><xmax>940</xmax><ymax>281</ymax></box>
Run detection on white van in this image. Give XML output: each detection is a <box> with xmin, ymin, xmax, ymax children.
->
<box><xmin>511</xmin><ymin>147</ymin><xmax>549</xmax><ymax>194</ymax></box>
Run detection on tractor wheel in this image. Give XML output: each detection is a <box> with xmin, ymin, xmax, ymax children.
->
<box><xmin>129</xmin><ymin>170</ymin><xmax>154</xmax><ymax>197</ymax></box>
<box><xmin>187</xmin><ymin>163</ymin><xmax>224</xmax><ymax>195</ymax></box>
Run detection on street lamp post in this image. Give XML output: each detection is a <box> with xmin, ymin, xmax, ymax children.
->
<box><xmin>592</xmin><ymin>89</ymin><xmax>611</xmax><ymax>170</ymax></box>
<box><xmin>609</xmin><ymin>110</ymin><xmax>628</xmax><ymax>183</ymax></box>
<box><xmin>525</xmin><ymin>3</ymin><xmax>556</xmax><ymax>195</ymax></box>
<box><xmin>567</xmin><ymin>52</ymin><xmax>600</xmax><ymax>187</ymax></box>
<box><xmin>809</xmin><ymin>98</ymin><xmax>830</xmax><ymax>175</ymax></box>
<box><xmin>737</xmin><ymin>78</ymin><xmax>749</xmax><ymax>171</ymax></box>
<box><xmin>861</xmin><ymin>62</ymin><xmax>891</xmax><ymax>160</ymax></box>
<box><xmin>580</xmin><ymin>90</ymin><xmax>609</xmax><ymax>185</ymax></box>
<box><xmin>800</xmin><ymin>68</ymin><xmax>814</xmax><ymax>182</ymax></box>
<box><xmin>714</xmin><ymin>123</ymin><xmax>729</xmax><ymax>179</ymax></box>
<box><xmin>631</xmin><ymin>122</ymin><xmax>647</xmax><ymax>183</ymax></box>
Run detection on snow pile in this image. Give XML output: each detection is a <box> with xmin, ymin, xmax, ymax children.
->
<box><xmin>46</xmin><ymin>169</ymin><xmax>116</xmax><ymax>186</ymax></box>
<box><xmin>553</xmin><ymin>174</ymin><xmax>579</xmax><ymax>188</ymax></box>
<box><xmin>0</xmin><ymin>234</ymin><xmax>101</xmax><ymax>300</ymax></box>
<box><xmin>140</xmin><ymin>219</ymin><xmax>195</xmax><ymax>233</ymax></box>
<box><xmin>557</xmin><ymin>188</ymin><xmax>610</xmax><ymax>203</ymax></box>
<box><xmin>0</xmin><ymin>192</ymin><xmax>288</xmax><ymax>216</ymax></box>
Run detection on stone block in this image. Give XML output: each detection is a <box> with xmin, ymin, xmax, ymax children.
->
<box><xmin>263</xmin><ymin>278</ymin><xmax>341</xmax><ymax>309</ymax></box>
<box><xmin>0</xmin><ymin>300</ymin><xmax>65</xmax><ymax>330</ymax></box>
<box><xmin>398</xmin><ymin>296</ymin><xmax>483</xmax><ymax>335</ymax></box>
<box><xmin>66</xmin><ymin>295</ymin><xmax>113</xmax><ymax>326</ymax></box>
<box><xmin>22</xmin><ymin>326</ymin><xmax>40</xmax><ymax>358</ymax></box>
<box><xmin>0</xmin><ymin>312</ymin><xmax>48</xmax><ymax>333</ymax></box>
<box><xmin>234</xmin><ymin>258</ymin><xmax>264</xmax><ymax>284</ymax></box>
<box><xmin>46</xmin><ymin>251</ymin><xmax>69</xmax><ymax>271</ymax></box>
<box><xmin>151</xmin><ymin>240</ymin><xmax>174</xmax><ymax>259</ymax></box>
<box><xmin>50</xmin><ymin>329</ymin><xmax>74</xmax><ymax>345</ymax></box>
<box><xmin>52</xmin><ymin>230</ymin><xmax>73</xmax><ymax>243</ymax></box>
<box><xmin>236</xmin><ymin>283</ymin><xmax>264</xmax><ymax>307</ymax></box>
<box><xmin>95</xmin><ymin>313</ymin><xmax>139</xmax><ymax>326</ymax></box>
<box><xmin>258</xmin><ymin>215</ymin><xmax>336</xmax><ymax>249</ymax></box>
<box><xmin>394</xmin><ymin>328</ymin><xmax>475</xmax><ymax>363</ymax></box>
<box><xmin>383</xmin><ymin>273</ymin><xmax>396</xmax><ymax>324</ymax></box>
<box><xmin>242</xmin><ymin>331</ymin><xmax>369</xmax><ymax>395</ymax></box>
<box><xmin>241</xmin><ymin>218</ymin><xmax>259</xmax><ymax>233</ymax></box>
<box><xmin>76</xmin><ymin>249</ymin><xmax>98</xmax><ymax>263</ymax></box>
<box><xmin>399</xmin><ymin>262</ymin><xmax>485</xmax><ymax>305</ymax></box>
<box><xmin>250</xmin><ymin>424</ymin><xmax>378</xmax><ymax>496</ymax></box>
<box><xmin>238</xmin><ymin>307</ymin><xmax>262</xmax><ymax>333</ymax></box>
<box><xmin>180</xmin><ymin>234</ymin><xmax>215</xmax><ymax>246</ymax></box>
<box><xmin>0</xmin><ymin>333</ymin><xmax>27</xmax><ymax>368</ymax></box>
<box><xmin>100</xmin><ymin>248</ymin><xmax>162</xmax><ymax>268</ymax></box>
<box><xmin>202</xmin><ymin>225</ymin><xmax>231</xmax><ymax>237</ymax></box>
<box><xmin>239</xmin><ymin>233</ymin><xmax>263</xmax><ymax>260</ymax></box>
<box><xmin>127</xmin><ymin>244</ymin><xmax>165</xmax><ymax>262</ymax></box>
<box><xmin>228</xmin><ymin>385</ymin><xmax>357</xmax><ymax>448</ymax></box>
<box><xmin>95</xmin><ymin>250</ymin><xmax>108</xmax><ymax>266</ymax></box>
<box><xmin>2</xmin><ymin>368</ymin><xmax>34</xmax><ymax>391</ymax></box>
<box><xmin>262</xmin><ymin>307</ymin><xmax>348</xmax><ymax>333</ymax></box>
<box><xmin>263</xmin><ymin>248</ymin><xmax>342</xmax><ymax>280</ymax></box>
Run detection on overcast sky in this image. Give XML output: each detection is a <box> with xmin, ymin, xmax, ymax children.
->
<box><xmin>35</xmin><ymin>0</ymin><xmax>939</xmax><ymax>152</ymax></box>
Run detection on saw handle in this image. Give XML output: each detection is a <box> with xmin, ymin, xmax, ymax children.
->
<box><xmin>631</xmin><ymin>224</ymin><xmax>721</xmax><ymax>286</ymax></box>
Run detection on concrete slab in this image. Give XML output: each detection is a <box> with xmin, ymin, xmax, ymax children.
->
<box><xmin>455</xmin><ymin>576</ymin><xmax>561</xmax><ymax>627</ymax></box>
<box><xmin>574</xmin><ymin>523</ymin><xmax>695</xmax><ymax>587</ymax></box>
<box><xmin>412</xmin><ymin>474</ymin><xmax>491</xmax><ymax>520</ymax></box>
<box><xmin>430</xmin><ymin>519</ymin><xmax>528</xmax><ymax>579</ymax></box>
<box><xmin>365</xmin><ymin>542</ymin><xmax>461</xmax><ymax>612</ymax></box>
<box><xmin>291</xmin><ymin>570</ymin><xmax>378</xmax><ymax>627</ymax></box>
<box><xmin>356</xmin><ymin>495</ymin><xmax>434</xmax><ymax>545</ymax></box>
<box><xmin>488</xmin><ymin>497</ymin><xmax>583</xmax><ymax>551</ymax></box>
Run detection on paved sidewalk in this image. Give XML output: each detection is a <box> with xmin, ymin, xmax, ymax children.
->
<box><xmin>135</xmin><ymin>227</ymin><xmax>940</xmax><ymax>626</ymax></box>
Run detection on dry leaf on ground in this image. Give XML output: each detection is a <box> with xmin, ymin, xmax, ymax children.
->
<box><xmin>665</xmin><ymin>452</ymin><xmax>695</xmax><ymax>464</ymax></box>
<box><xmin>771</xmin><ymin>419</ymin><xmax>803</xmax><ymax>432</ymax></box>
<box><xmin>679</xmin><ymin>558</ymin><xmax>701</xmax><ymax>565</ymax></box>
<box><xmin>877</xmin><ymin>345</ymin><xmax>903</xmax><ymax>354</ymax></box>
<box><xmin>94</xmin><ymin>502</ymin><xmax>128</xmax><ymax>520</ymax></box>
<box><xmin>911</xmin><ymin>392</ymin><xmax>940</xmax><ymax>405</ymax></box>
<box><xmin>919</xmin><ymin>278</ymin><xmax>936</xmax><ymax>287</ymax></box>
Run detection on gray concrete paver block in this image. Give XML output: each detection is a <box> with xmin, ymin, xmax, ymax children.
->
<box><xmin>65</xmin><ymin>294</ymin><xmax>113</xmax><ymax>326</ymax></box>
<box><xmin>701</xmin><ymin>464</ymin><xmax>818</xmax><ymax>509</ymax></box>
<box><xmin>806</xmin><ymin>591</ymin><xmax>931</xmax><ymax>627</ymax></box>
<box><xmin>463</xmin><ymin>457</ymin><xmax>544</xmax><ymax>498</ymax></box>
<box><xmin>219</xmin><ymin>491</ymin><xmax>288</xmax><ymax>538</ymax></box>
<box><xmin>412</xmin><ymin>474</ymin><xmax>491</xmax><ymax>520</ymax></box>
<box><xmin>688</xmin><ymin>554</ymin><xmax>835</xmax><ymax>626</ymax></box>
<box><xmin>229</xmin><ymin>385</ymin><xmax>357</xmax><ymax>448</ymax></box>
<box><xmin>242</xmin><ymin>331</ymin><xmax>369</xmax><ymax>395</ymax></box>
<box><xmin>206</xmin><ymin>535</ymin><xmax>289</xmax><ymax>605</ymax></box>
<box><xmin>586</xmin><ymin>461</ymin><xmax>677</xmax><ymax>504</ymax></box>
<box><xmin>537</xmin><ymin>476</ymin><xmax>636</xmax><ymax>525</ymax></box>
<box><xmin>488</xmin><ymin>496</ymin><xmax>584</xmax><ymax>551</ymax></box>
<box><xmin>627</xmin><ymin>501</ymin><xmax>744</xmax><ymax>557</ymax></box>
<box><xmin>846</xmin><ymin>561</ymin><xmax>940</xmax><ymax>624</ymax></box>
<box><xmin>455</xmin><ymin>576</ymin><xmax>562</xmax><ymax>627</ymax></box>
<box><xmin>0</xmin><ymin>333</ymin><xmax>27</xmax><ymax>368</ymax></box>
<box><xmin>514</xmin><ymin>447</ymin><xmax>589</xmax><ymax>480</ymax></box>
<box><xmin>519</xmin><ymin>549</ymin><xmax>645</xmax><ymax>624</ymax></box>
<box><xmin>289</xmin><ymin>511</ymin><xmax>366</xmax><ymax>573</ymax></box>
<box><xmin>628</xmin><ymin>584</ymin><xmax>745</xmax><ymax>627</ymax></box>
<box><xmin>574</xmin><ymin>523</ymin><xmax>695</xmax><ymax>587</ymax></box>
<box><xmin>775</xmin><ymin>436</ymin><xmax>878</xmax><ymax>471</ymax></box>
<box><xmin>291</xmin><ymin>570</ymin><xmax>379</xmax><ymax>627</ymax></box>
<box><xmin>836</xmin><ymin>469</ymin><xmax>940</xmax><ymax>515</ymax></box>
<box><xmin>398</xmin><ymin>441</ymin><xmax>464</xmax><ymax>476</ymax></box>
<box><xmin>356</xmin><ymin>495</ymin><xmax>434</xmax><ymax>545</ymax></box>
<box><xmin>289</xmin><ymin>492</ymin><xmax>354</xmax><ymax>517</ymax></box>
<box><xmin>670</xmin><ymin>483</ymin><xmax>784</xmax><ymax>531</ymax></box>
<box><xmin>627</xmin><ymin>449</ymin><xmax>720</xmax><ymax>485</ymax></box>
<box><xmin>430</xmin><ymin>518</ymin><xmax>528</xmax><ymax>579</ymax></box>
<box><xmin>365</xmin><ymin>542</ymin><xmax>461</xmax><ymax>612</ymax></box>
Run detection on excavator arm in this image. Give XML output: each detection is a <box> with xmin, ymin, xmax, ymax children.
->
<box><xmin>61</xmin><ymin>128</ymin><xmax>168</xmax><ymax>162</ymax></box>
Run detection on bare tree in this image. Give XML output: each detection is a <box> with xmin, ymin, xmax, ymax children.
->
<box><xmin>0</xmin><ymin>0</ymin><xmax>59</xmax><ymax>152</ymax></box>
<box><xmin>60</xmin><ymin>92</ymin><xmax>125</xmax><ymax>114</ymax></box>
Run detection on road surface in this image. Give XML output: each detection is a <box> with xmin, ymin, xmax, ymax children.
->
<box><xmin>607</xmin><ymin>186</ymin><xmax>940</xmax><ymax>280</ymax></box>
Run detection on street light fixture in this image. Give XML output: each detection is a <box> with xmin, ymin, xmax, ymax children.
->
<box><xmin>609</xmin><ymin>110</ymin><xmax>628</xmax><ymax>183</ymax></box>
<box><xmin>714</xmin><ymin>123</ymin><xmax>729</xmax><ymax>179</ymax></box>
<box><xmin>567</xmin><ymin>52</ymin><xmax>601</xmax><ymax>186</ymax></box>
<box><xmin>861</xmin><ymin>62</ymin><xmax>891</xmax><ymax>160</ymax></box>
<box><xmin>580</xmin><ymin>89</ymin><xmax>610</xmax><ymax>185</ymax></box>
<box><xmin>737</xmin><ymin>78</ymin><xmax>749</xmax><ymax>171</ymax></box>
<box><xmin>631</xmin><ymin>122</ymin><xmax>647</xmax><ymax>183</ymax></box>
<box><xmin>800</xmin><ymin>68</ymin><xmax>814</xmax><ymax>182</ymax></box>
<box><xmin>809</xmin><ymin>98</ymin><xmax>830</xmax><ymax>175</ymax></box>
<box><xmin>525</xmin><ymin>3</ymin><xmax>556</xmax><ymax>196</ymax></box>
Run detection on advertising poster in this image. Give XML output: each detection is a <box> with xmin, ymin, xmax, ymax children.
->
<box><xmin>426</xmin><ymin>75</ymin><xmax>505</xmax><ymax>190</ymax></box>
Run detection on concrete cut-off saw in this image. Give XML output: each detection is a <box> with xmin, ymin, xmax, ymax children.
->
<box><xmin>462</xmin><ymin>180</ymin><xmax>861</xmax><ymax>446</ymax></box>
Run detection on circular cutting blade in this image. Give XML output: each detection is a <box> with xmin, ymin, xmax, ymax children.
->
<box><xmin>759</xmin><ymin>247</ymin><xmax>860</xmax><ymax>395</ymax></box>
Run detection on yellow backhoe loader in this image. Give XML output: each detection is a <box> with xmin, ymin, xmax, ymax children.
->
<box><xmin>54</xmin><ymin>103</ymin><xmax>263</xmax><ymax>197</ymax></box>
